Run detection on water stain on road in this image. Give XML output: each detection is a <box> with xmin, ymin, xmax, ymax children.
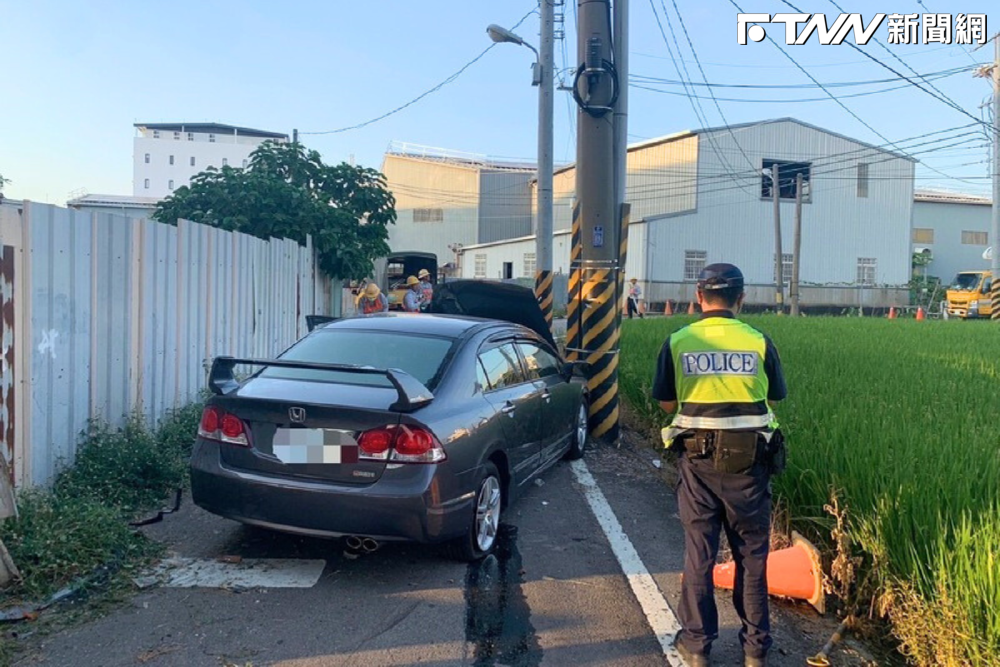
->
<box><xmin>464</xmin><ymin>524</ymin><xmax>543</xmax><ymax>666</ymax></box>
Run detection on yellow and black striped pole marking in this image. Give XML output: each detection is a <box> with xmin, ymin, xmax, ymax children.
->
<box><xmin>617</xmin><ymin>204</ymin><xmax>631</xmax><ymax>326</ymax></box>
<box><xmin>535</xmin><ymin>270</ymin><xmax>554</xmax><ymax>330</ymax></box>
<box><xmin>581</xmin><ymin>265</ymin><xmax>620</xmax><ymax>441</ymax></box>
<box><xmin>992</xmin><ymin>276</ymin><xmax>1000</xmax><ymax>321</ymax></box>
<box><xmin>565</xmin><ymin>203</ymin><xmax>583</xmax><ymax>362</ymax></box>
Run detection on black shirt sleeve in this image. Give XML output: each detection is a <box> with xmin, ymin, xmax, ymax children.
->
<box><xmin>763</xmin><ymin>335</ymin><xmax>787</xmax><ymax>401</ymax></box>
<box><xmin>651</xmin><ymin>338</ymin><xmax>677</xmax><ymax>402</ymax></box>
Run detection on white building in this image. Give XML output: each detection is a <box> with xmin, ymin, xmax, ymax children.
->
<box><xmin>911</xmin><ymin>190</ymin><xmax>992</xmax><ymax>283</ymax></box>
<box><xmin>133</xmin><ymin>123</ymin><xmax>288</xmax><ymax>198</ymax></box>
<box><xmin>381</xmin><ymin>143</ymin><xmax>537</xmax><ymax>271</ymax></box>
<box><xmin>457</xmin><ymin>118</ymin><xmax>916</xmax><ymax>309</ymax></box>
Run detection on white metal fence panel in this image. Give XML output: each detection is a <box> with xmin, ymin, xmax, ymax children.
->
<box><xmin>138</xmin><ymin>219</ymin><xmax>179</xmax><ymax>424</ymax></box>
<box><xmin>91</xmin><ymin>212</ymin><xmax>134</xmax><ymax>426</ymax></box>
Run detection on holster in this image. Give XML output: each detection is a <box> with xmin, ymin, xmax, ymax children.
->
<box><xmin>681</xmin><ymin>430</ymin><xmax>759</xmax><ymax>475</ymax></box>
<box><xmin>763</xmin><ymin>429</ymin><xmax>787</xmax><ymax>476</ymax></box>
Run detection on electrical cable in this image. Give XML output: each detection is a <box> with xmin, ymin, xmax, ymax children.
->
<box><xmin>629</xmin><ymin>65</ymin><xmax>975</xmax><ymax>89</ymax></box>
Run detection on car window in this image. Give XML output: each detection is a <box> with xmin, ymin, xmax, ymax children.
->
<box><xmin>516</xmin><ymin>341</ymin><xmax>562</xmax><ymax>380</ymax></box>
<box><xmin>260</xmin><ymin>330</ymin><xmax>454</xmax><ymax>390</ymax></box>
<box><xmin>478</xmin><ymin>344</ymin><xmax>525</xmax><ymax>391</ymax></box>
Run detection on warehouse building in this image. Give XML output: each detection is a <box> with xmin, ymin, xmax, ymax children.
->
<box><xmin>381</xmin><ymin>143</ymin><xmax>537</xmax><ymax>273</ymax></box>
<box><xmin>457</xmin><ymin>118</ymin><xmax>916</xmax><ymax>309</ymax></box>
<box><xmin>911</xmin><ymin>190</ymin><xmax>992</xmax><ymax>284</ymax></box>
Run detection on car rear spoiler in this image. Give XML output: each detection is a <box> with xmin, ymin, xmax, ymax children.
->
<box><xmin>208</xmin><ymin>356</ymin><xmax>434</xmax><ymax>413</ymax></box>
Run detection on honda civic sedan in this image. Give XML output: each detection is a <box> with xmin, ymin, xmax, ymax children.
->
<box><xmin>190</xmin><ymin>281</ymin><xmax>588</xmax><ymax>560</ymax></box>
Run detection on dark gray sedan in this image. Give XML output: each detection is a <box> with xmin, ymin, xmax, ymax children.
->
<box><xmin>191</xmin><ymin>282</ymin><xmax>588</xmax><ymax>560</ymax></box>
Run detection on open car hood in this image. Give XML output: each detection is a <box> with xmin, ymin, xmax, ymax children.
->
<box><xmin>429</xmin><ymin>280</ymin><xmax>557</xmax><ymax>350</ymax></box>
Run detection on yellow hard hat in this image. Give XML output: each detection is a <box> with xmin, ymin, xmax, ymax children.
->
<box><xmin>364</xmin><ymin>283</ymin><xmax>381</xmax><ymax>299</ymax></box>
<box><xmin>406</xmin><ymin>275</ymin><xmax>420</xmax><ymax>287</ymax></box>
<box><xmin>418</xmin><ymin>269</ymin><xmax>430</xmax><ymax>279</ymax></box>
<box><xmin>630</xmin><ymin>277</ymin><xmax>638</xmax><ymax>283</ymax></box>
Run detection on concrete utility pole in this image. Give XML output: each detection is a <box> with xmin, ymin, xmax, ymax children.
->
<box><xmin>567</xmin><ymin>0</ymin><xmax>622</xmax><ymax>442</ymax></box>
<box><xmin>293</xmin><ymin>128</ymin><xmax>299</xmax><ymax>144</ymax></box>
<box><xmin>613</xmin><ymin>0</ymin><xmax>630</xmax><ymax>327</ymax></box>
<box><xmin>536</xmin><ymin>0</ymin><xmax>556</xmax><ymax>330</ymax></box>
<box><xmin>992</xmin><ymin>35</ymin><xmax>1000</xmax><ymax>320</ymax></box>
<box><xmin>771</xmin><ymin>165</ymin><xmax>784</xmax><ymax>313</ymax></box>
<box><xmin>790</xmin><ymin>172</ymin><xmax>803</xmax><ymax>317</ymax></box>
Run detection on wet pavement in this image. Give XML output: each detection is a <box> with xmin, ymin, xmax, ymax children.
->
<box><xmin>11</xmin><ymin>439</ymin><xmax>873</xmax><ymax>667</ymax></box>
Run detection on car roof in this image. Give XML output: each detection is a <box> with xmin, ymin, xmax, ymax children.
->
<box><xmin>320</xmin><ymin>313</ymin><xmax>517</xmax><ymax>340</ymax></box>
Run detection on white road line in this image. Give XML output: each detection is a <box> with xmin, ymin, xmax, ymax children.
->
<box><xmin>570</xmin><ymin>459</ymin><xmax>687</xmax><ymax>667</ymax></box>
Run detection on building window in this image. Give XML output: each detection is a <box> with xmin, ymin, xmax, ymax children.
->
<box><xmin>857</xmin><ymin>257</ymin><xmax>877</xmax><ymax>286</ymax></box>
<box><xmin>144</xmin><ymin>153</ymin><xmax>150</xmax><ymax>164</ymax></box>
<box><xmin>144</xmin><ymin>179</ymin><xmax>150</xmax><ymax>190</ymax></box>
<box><xmin>222</xmin><ymin>158</ymin><xmax>228</xmax><ymax>167</ymax></box>
<box><xmin>761</xmin><ymin>159</ymin><xmax>811</xmax><ymax>200</ymax></box>
<box><xmin>209</xmin><ymin>134</ymin><xmax>216</xmax><ymax>143</ymax></box>
<box><xmin>523</xmin><ymin>253</ymin><xmax>536</xmax><ymax>276</ymax></box>
<box><xmin>169</xmin><ymin>155</ymin><xmax>174</xmax><ymax>165</ymax></box>
<box><xmin>857</xmin><ymin>162</ymin><xmax>869</xmax><ymax>198</ymax></box>
<box><xmin>474</xmin><ymin>254</ymin><xmax>487</xmax><ymax>279</ymax></box>
<box><xmin>173</xmin><ymin>131</ymin><xmax>180</xmax><ymax>140</ymax></box>
<box><xmin>912</xmin><ymin>228</ymin><xmax>934</xmax><ymax>244</ymax></box>
<box><xmin>962</xmin><ymin>230</ymin><xmax>988</xmax><ymax>245</ymax></box>
<box><xmin>774</xmin><ymin>253</ymin><xmax>793</xmax><ymax>285</ymax></box>
<box><xmin>153</xmin><ymin>130</ymin><xmax>160</xmax><ymax>139</ymax></box>
<box><xmin>190</xmin><ymin>156</ymin><xmax>196</xmax><ymax>167</ymax></box>
<box><xmin>414</xmin><ymin>207</ymin><xmax>444</xmax><ymax>223</ymax></box>
<box><xmin>684</xmin><ymin>250</ymin><xmax>707</xmax><ymax>281</ymax></box>
<box><xmin>168</xmin><ymin>179</ymin><xmax>174</xmax><ymax>191</ymax></box>
<box><xmin>187</xmin><ymin>132</ymin><xmax>194</xmax><ymax>141</ymax></box>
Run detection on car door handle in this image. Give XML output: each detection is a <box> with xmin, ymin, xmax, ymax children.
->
<box><xmin>501</xmin><ymin>402</ymin><xmax>517</xmax><ymax>417</ymax></box>
<box><xmin>542</xmin><ymin>390</ymin><xmax>551</xmax><ymax>403</ymax></box>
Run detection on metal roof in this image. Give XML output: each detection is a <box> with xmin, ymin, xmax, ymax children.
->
<box><xmin>384</xmin><ymin>141</ymin><xmax>537</xmax><ymax>172</ymax></box>
<box><xmin>134</xmin><ymin>122</ymin><xmax>288</xmax><ymax>139</ymax></box>
<box><xmin>66</xmin><ymin>194</ymin><xmax>161</xmax><ymax>209</ymax></box>
<box><xmin>914</xmin><ymin>189</ymin><xmax>992</xmax><ymax>206</ymax></box>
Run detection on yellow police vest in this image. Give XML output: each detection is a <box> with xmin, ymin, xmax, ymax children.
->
<box><xmin>665</xmin><ymin>317</ymin><xmax>778</xmax><ymax>437</ymax></box>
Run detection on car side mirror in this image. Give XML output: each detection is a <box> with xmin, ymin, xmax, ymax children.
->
<box><xmin>562</xmin><ymin>361</ymin><xmax>589</xmax><ymax>381</ymax></box>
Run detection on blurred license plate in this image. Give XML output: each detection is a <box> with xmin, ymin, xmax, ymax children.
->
<box><xmin>272</xmin><ymin>429</ymin><xmax>359</xmax><ymax>464</ymax></box>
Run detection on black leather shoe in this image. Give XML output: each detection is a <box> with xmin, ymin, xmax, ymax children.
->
<box><xmin>744</xmin><ymin>655</ymin><xmax>767</xmax><ymax>667</ymax></box>
<box><xmin>675</xmin><ymin>641</ymin><xmax>710</xmax><ymax>667</ymax></box>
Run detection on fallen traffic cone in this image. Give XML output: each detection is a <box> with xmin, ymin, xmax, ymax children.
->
<box><xmin>916</xmin><ymin>307</ymin><xmax>926</xmax><ymax>321</ymax></box>
<box><xmin>713</xmin><ymin>531</ymin><xmax>825</xmax><ymax>614</ymax></box>
<box><xmin>663</xmin><ymin>300</ymin><xmax>674</xmax><ymax>316</ymax></box>
<box><xmin>887</xmin><ymin>307</ymin><xmax>897</xmax><ymax>319</ymax></box>
<box><xmin>687</xmin><ymin>301</ymin><xmax>696</xmax><ymax>315</ymax></box>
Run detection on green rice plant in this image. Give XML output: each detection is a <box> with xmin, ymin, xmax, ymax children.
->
<box><xmin>619</xmin><ymin>316</ymin><xmax>1000</xmax><ymax>666</ymax></box>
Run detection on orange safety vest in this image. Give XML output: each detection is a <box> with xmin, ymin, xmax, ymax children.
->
<box><xmin>361</xmin><ymin>294</ymin><xmax>387</xmax><ymax>315</ymax></box>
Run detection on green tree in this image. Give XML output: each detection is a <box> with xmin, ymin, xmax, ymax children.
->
<box><xmin>0</xmin><ymin>171</ymin><xmax>8</xmax><ymax>197</ymax></box>
<box><xmin>153</xmin><ymin>142</ymin><xmax>396</xmax><ymax>280</ymax></box>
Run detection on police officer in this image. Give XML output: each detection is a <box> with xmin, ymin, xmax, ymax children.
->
<box><xmin>651</xmin><ymin>263</ymin><xmax>786</xmax><ymax>667</ymax></box>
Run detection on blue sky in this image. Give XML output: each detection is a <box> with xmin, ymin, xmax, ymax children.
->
<box><xmin>1</xmin><ymin>1</ymin><xmax>997</xmax><ymax>203</ymax></box>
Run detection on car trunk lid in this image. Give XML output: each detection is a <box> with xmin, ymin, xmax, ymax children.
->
<box><xmin>429</xmin><ymin>280</ymin><xmax>557</xmax><ymax>349</ymax></box>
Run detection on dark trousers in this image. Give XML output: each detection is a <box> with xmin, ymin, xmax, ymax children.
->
<box><xmin>676</xmin><ymin>455</ymin><xmax>772</xmax><ymax>660</ymax></box>
<box><xmin>627</xmin><ymin>297</ymin><xmax>643</xmax><ymax>319</ymax></box>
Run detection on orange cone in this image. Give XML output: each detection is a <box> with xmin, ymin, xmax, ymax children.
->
<box><xmin>664</xmin><ymin>300</ymin><xmax>674</xmax><ymax>316</ymax></box>
<box><xmin>888</xmin><ymin>307</ymin><xmax>897</xmax><ymax>319</ymax></box>
<box><xmin>687</xmin><ymin>301</ymin><xmax>696</xmax><ymax>315</ymax></box>
<box><xmin>713</xmin><ymin>532</ymin><xmax>825</xmax><ymax>614</ymax></box>
<box><xmin>916</xmin><ymin>307</ymin><xmax>926</xmax><ymax>321</ymax></box>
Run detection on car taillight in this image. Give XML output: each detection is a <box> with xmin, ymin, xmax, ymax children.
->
<box><xmin>357</xmin><ymin>425</ymin><xmax>445</xmax><ymax>463</ymax></box>
<box><xmin>198</xmin><ymin>406</ymin><xmax>250</xmax><ymax>447</ymax></box>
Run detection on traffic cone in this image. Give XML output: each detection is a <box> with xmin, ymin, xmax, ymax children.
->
<box><xmin>663</xmin><ymin>300</ymin><xmax>674</xmax><ymax>316</ymax></box>
<box><xmin>888</xmin><ymin>307</ymin><xmax>897</xmax><ymax>319</ymax></box>
<box><xmin>687</xmin><ymin>301</ymin><xmax>696</xmax><ymax>315</ymax></box>
<box><xmin>916</xmin><ymin>307</ymin><xmax>926</xmax><ymax>321</ymax></box>
<box><xmin>713</xmin><ymin>532</ymin><xmax>825</xmax><ymax>614</ymax></box>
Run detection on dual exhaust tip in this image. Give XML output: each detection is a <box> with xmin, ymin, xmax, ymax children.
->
<box><xmin>345</xmin><ymin>535</ymin><xmax>380</xmax><ymax>553</ymax></box>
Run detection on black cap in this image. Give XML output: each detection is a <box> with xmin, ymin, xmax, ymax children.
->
<box><xmin>697</xmin><ymin>263</ymin><xmax>744</xmax><ymax>291</ymax></box>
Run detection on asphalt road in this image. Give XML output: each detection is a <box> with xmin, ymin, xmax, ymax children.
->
<box><xmin>14</xmin><ymin>438</ymin><xmax>873</xmax><ymax>667</ymax></box>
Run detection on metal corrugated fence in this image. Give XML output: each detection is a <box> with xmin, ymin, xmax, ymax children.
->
<box><xmin>0</xmin><ymin>203</ymin><xmax>337</xmax><ymax>488</ymax></box>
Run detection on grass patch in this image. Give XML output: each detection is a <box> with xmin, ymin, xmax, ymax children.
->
<box><xmin>619</xmin><ymin>316</ymin><xmax>1000</xmax><ymax>666</ymax></box>
<box><xmin>0</xmin><ymin>402</ymin><xmax>203</xmax><ymax>602</ymax></box>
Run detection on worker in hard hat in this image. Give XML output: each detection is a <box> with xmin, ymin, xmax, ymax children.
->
<box><xmin>652</xmin><ymin>263</ymin><xmax>787</xmax><ymax>667</ymax></box>
<box><xmin>627</xmin><ymin>278</ymin><xmax>644</xmax><ymax>320</ymax></box>
<box><xmin>418</xmin><ymin>268</ymin><xmax>434</xmax><ymax>311</ymax></box>
<box><xmin>402</xmin><ymin>276</ymin><xmax>423</xmax><ymax>313</ymax></box>
<box><xmin>357</xmin><ymin>282</ymin><xmax>388</xmax><ymax>315</ymax></box>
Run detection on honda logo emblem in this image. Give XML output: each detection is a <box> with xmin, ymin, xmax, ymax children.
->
<box><xmin>288</xmin><ymin>407</ymin><xmax>307</xmax><ymax>424</ymax></box>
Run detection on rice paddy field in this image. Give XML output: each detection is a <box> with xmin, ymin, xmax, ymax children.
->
<box><xmin>619</xmin><ymin>316</ymin><xmax>1000</xmax><ymax>666</ymax></box>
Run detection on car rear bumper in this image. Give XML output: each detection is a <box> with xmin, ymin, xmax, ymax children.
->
<box><xmin>190</xmin><ymin>441</ymin><xmax>475</xmax><ymax>543</ymax></box>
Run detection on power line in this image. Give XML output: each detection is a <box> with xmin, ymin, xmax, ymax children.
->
<box><xmin>631</xmin><ymin>42</ymin><xmax>963</xmax><ymax>68</ymax></box>
<box><xmin>630</xmin><ymin>65</ymin><xmax>975</xmax><ymax>89</ymax></box>
<box><xmin>301</xmin><ymin>7</ymin><xmax>536</xmax><ymax>136</ymax></box>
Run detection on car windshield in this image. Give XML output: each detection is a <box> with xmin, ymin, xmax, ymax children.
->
<box><xmin>260</xmin><ymin>330</ymin><xmax>454</xmax><ymax>389</ymax></box>
<box><xmin>951</xmin><ymin>273</ymin><xmax>982</xmax><ymax>291</ymax></box>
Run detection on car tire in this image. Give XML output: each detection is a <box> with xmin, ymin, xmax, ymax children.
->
<box><xmin>445</xmin><ymin>462</ymin><xmax>503</xmax><ymax>562</ymax></box>
<box><xmin>564</xmin><ymin>400</ymin><xmax>589</xmax><ymax>461</ymax></box>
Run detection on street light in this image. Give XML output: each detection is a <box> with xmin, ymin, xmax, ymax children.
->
<box><xmin>487</xmin><ymin>12</ymin><xmax>555</xmax><ymax>331</ymax></box>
